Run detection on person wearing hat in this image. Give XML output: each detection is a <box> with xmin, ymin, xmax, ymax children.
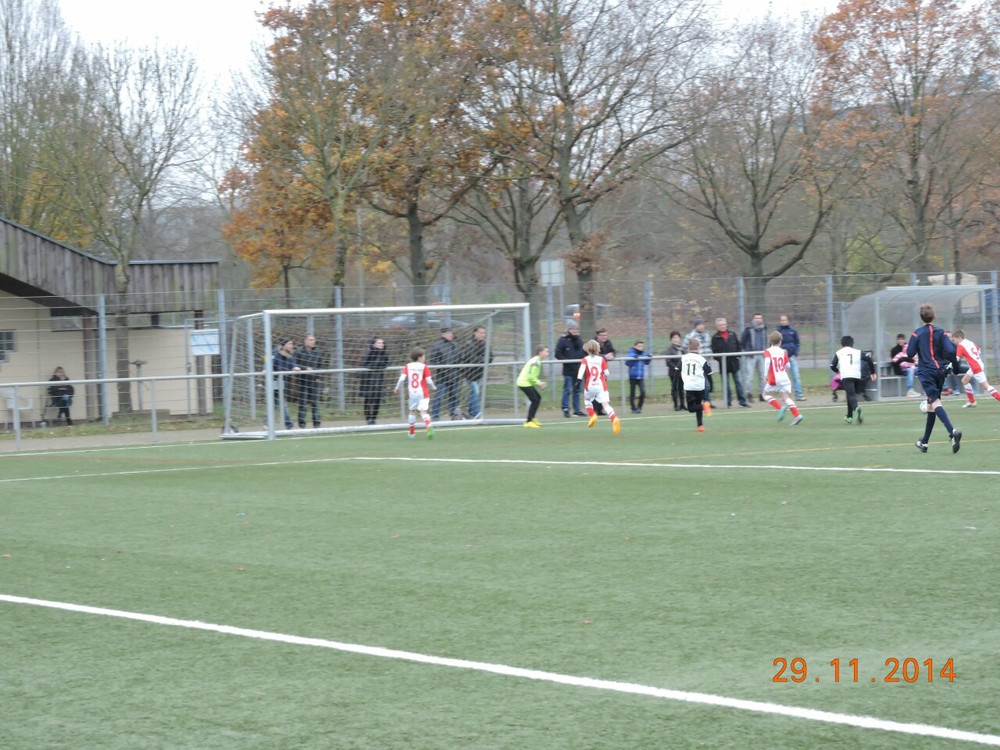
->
<box><xmin>683</xmin><ymin>318</ymin><xmax>713</xmax><ymax>406</ymax></box>
<box><xmin>270</xmin><ymin>337</ymin><xmax>301</xmax><ymax>430</ymax></box>
<box><xmin>555</xmin><ymin>319</ymin><xmax>587</xmax><ymax>417</ymax></box>
<box><xmin>429</xmin><ymin>326</ymin><xmax>462</xmax><ymax>421</ymax></box>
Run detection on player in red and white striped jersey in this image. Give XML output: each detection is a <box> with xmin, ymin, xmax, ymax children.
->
<box><xmin>577</xmin><ymin>340</ymin><xmax>620</xmax><ymax>434</ymax></box>
<box><xmin>394</xmin><ymin>348</ymin><xmax>437</xmax><ymax>438</ymax></box>
<box><xmin>950</xmin><ymin>329</ymin><xmax>1000</xmax><ymax>408</ymax></box>
<box><xmin>763</xmin><ymin>330</ymin><xmax>803</xmax><ymax>425</ymax></box>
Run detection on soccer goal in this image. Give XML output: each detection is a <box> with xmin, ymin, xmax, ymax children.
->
<box><xmin>221</xmin><ymin>303</ymin><xmax>532</xmax><ymax>438</ymax></box>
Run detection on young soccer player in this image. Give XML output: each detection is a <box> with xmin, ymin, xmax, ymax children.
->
<box><xmin>517</xmin><ymin>345</ymin><xmax>548</xmax><ymax>428</ymax></box>
<box><xmin>394</xmin><ymin>347</ymin><xmax>437</xmax><ymax>439</ymax></box>
<box><xmin>577</xmin><ymin>340</ymin><xmax>621</xmax><ymax>434</ymax></box>
<box><xmin>680</xmin><ymin>337</ymin><xmax>712</xmax><ymax>431</ymax></box>
<box><xmin>950</xmin><ymin>328</ymin><xmax>1000</xmax><ymax>408</ymax></box>
<box><xmin>831</xmin><ymin>335</ymin><xmax>875</xmax><ymax>424</ymax></box>
<box><xmin>763</xmin><ymin>330</ymin><xmax>804</xmax><ymax>425</ymax></box>
<box><xmin>906</xmin><ymin>304</ymin><xmax>962</xmax><ymax>453</ymax></box>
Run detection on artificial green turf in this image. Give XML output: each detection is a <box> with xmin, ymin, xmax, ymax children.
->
<box><xmin>1</xmin><ymin>400</ymin><xmax>998</xmax><ymax>748</ymax></box>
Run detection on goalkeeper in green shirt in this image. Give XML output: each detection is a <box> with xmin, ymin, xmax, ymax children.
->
<box><xmin>517</xmin><ymin>345</ymin><xmax>548</xmax><ymax>428</ymax></box>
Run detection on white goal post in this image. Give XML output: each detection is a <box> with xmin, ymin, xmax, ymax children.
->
<box><xmin>222</xmin><ymin>303</ymin><xmax>532</xmax><ymax>438</ymax></box>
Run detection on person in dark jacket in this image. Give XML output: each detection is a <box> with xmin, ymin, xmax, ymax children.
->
<box><xmin>429</xmin><ymin>327</ymin><xmax>461</xmax><ymax>421</ymax></box>
<box><xmin>271</xmin><ymin>337</ymin><xmax>300</xmax><ymax>430</ymax></box>
<box><xmin>555</xmin><ymin>320</ymin><xmax>587</xmax><ymax>417</ymax></box>
<box><xmin>461</xmin><ymin>325</ymin><xmax>492</xmax><ymax>419</ymax></box>
<box><xmin>295</xmin><ymin>333</ymin><xmax>325</xmax><ymax>428</ymax></box>
<box><xmin>665</xmin><ymin>331</ymin><xmax>684</xmax><ymax>411</ymax></box>
<box><xmin>48</xmin><ymin>366</ymin><xmax>75</xmax><ymax>425</ymax></box>
<box><xmin>359</xmin><ymin>336</ymin><xmax>389</xmax><ymax>425</ymax></box>
<box><xmin>777</xmin><ymin>314</ymin><xmax>805</xmax><ymax>399</ymax></box>
<box><xmin>740</xmin><ymin>313</ymin><xmax>768</xmax><ymax>401</ymax></box>
<box><xmin>710</xmin><ymin>317</ymin><xmax>748</xmax><ymax>407</ymax></box>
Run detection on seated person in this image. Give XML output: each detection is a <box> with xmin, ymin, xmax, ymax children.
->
<box><xmin>48</xmin><ymin>366</ymin><xmax>75</xmax><ymax>425</ymax></box>
<box><xmin>889</xmin><ymin>333</ymin><xmax>918</xmax><ymax>396</ymax></box>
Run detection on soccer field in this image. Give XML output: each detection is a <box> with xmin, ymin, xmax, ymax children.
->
<box><xmin>2</xmin><ymin>400</ymin><xmax>998</xmax><ymax>749</ymax></box>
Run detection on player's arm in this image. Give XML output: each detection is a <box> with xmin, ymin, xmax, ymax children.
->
<box><xmin>394</xmin><ymin>369</ymin><xmax>406</xmax><ymax>392</ymax></box>
<box><xmin>830</xmin><ymin>354</ymin><xmax>839</xmax><ymax>373</ymax></box>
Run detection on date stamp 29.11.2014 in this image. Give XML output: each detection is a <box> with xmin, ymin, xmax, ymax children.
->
<box><xmin>772</xmin><ymin>657</ymin><xmax>955</xmax><ymax>684</ymax></box>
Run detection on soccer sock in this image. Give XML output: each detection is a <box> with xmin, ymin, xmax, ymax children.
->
<box><xmin>922</xmin><ymin>412</ymin><xmax>936</xmax><ymax>443</ymax></box>
<box><xmin>790</xmin><ymin>406</ymin><xmax>801</xmax><ymax>417</ymax></box>
<box><xmin>606</xmin><ymin>407</ymin><xmax>616</xmax><ymax>420</ymax></box>
<box><xmin>586</xmin><ymin>406</ymin><xmax>595</xmax><ymax>416</ymax></box>
<box><xmin>989</xmin><ymin>386</ymin><xmax>1000</xmax><ymax>401</ymax></box>
<box><xmin>408</xmin><ymin>416</ymin><xmax>416</xmax><ymax>436</ymax></box>
<box><xmin>424</xmin><ymin>417</ymin><xmax>431</xmax><ymax>429</ymax></box>
<box><xmin>766</xmin><ymin>398</ymin><xmax>780</xmax><ymax>410</ymax></box>
<box><xmin>964</xmin><ymin>385</ymin><xmax>975</xmax><ymax>402</ymax></box>
<box><xmin>934</xmin><ymin>406</ymin><xmax>954</xmax><ymax>435</ymax></box>
<box><xmin>696</xmin><ymin>411</ymin><xmax>703</xmax><ymax>426</ymax></box>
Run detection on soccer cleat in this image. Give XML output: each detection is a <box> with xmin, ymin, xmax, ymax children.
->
<box><xmin>697</xmin><ymin>425</ymin><xmax>705</xmax><ymax>432</ymax></box>
<box><xmin>427</xmin><ymin>427</ymin><xmax>434</xmax><ymax>439</ymax></box>
<box><xmin>790</xmin><ymin>415</ymin><xmax>804</xmax><ymax>426</ymax></box>
<box><xmin>530</xmin><ymin>418</ymin><xmax>542</xmax><ymax>426</ymax></box>
<box><xmin>523</xmin><ymin>421</ymin><xmax>540</xmax><ymax>429</ymax></box>
<box><xmin>906</xmin><ymin>390</ymin><xmax>920</xmax><ymax>397</ymax></box>
<box><xmin>777</xmin><ymin>404</ymin><xmax>789</xmax><ymax>421</ymax></box>
<box><xmin>915</xmin><ymin>440</ymin><xmax>928</xmax><ymax>453</ymax></box>
<box><xmin>856</xmin><ymin>407</ymin><xmax>863</xmax><ymax>424</ymax></box>
<box><xmin>703</xmin><ymin>402</ymin><xmax>713</xmax><ymax>417</ymax></box>
<box><xmin>588</xmin><ymin>414</ymin><xmax>599</xmax><ymax>428</ymax></box>
<box><xmin>951</xmin><ymin>430</ymin><xmax>962</xmax><ymax>454</ymax></box>
<box><xmin>844</xmin><ymin>417</ymin><xmax>853</xmax><ymax>424</ymax></box>
<box><xmin>962</xmin><ymin>401</ymin><xmax>977</xmax><ymax>408</ymax></box>
<box><xmin>408</xmin><ymin>433</ymin><xmax>415</xmax><ymax>440</ymax></box>
<box><xmin>612</xmin><ymin>416</ymin><xmax>621</xmax><ymax>435</ymax></box>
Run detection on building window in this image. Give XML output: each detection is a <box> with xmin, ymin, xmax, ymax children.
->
<box><xmin>0</xmin><ymin>331</ymin><xmax>14</xmax><ymax>362</ymax></box>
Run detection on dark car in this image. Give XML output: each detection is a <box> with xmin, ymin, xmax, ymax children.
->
<box><xmin>565</xmin><ymin>303</ymin><xmax>610</xmax><ymax>319</ymax></box>
<box><xmin>383</xmin><ymin>312</ymin><xmax>468</xmax><ymax>330</ymax></box>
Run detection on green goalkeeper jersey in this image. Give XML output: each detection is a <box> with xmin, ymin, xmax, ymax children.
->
<box><xmin>516</xmin><ymin>356</ymin><xmax>543</xmax><ymax>387</ymax></box>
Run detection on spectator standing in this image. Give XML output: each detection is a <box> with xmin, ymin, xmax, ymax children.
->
<box><xmin>271</xmin><ymin>337</ymin><xmax>300</xmax><ymax>430</ymax></box>
<box><xmin>665</xmin><ymin>330</ymin><xmax>684</xmax><ymax>411</ymax></box>
<box><xmin>359</xmin><ymin>337</ymin><xmax>389</xmax><ymax>425</ymax></box>
<box><xmin>555</xmin><ymin>320</ymin><xmax>587</xmax><ymax>417</ymax></box>
<box><xmin>624</xmin><ymin>340</ymin><xmax>652</xmax><ymax>414</ymax></box>
<box><xmin>461</xmin><ymin>325</ymin><xmax>492</xmax><ymax>419</ymax></box>
<box><xmin>429</xmin><ymin>327</ymin><xmax>461</xmax><ymax>421</ymax></box>
<box><xmin>740</xmin><ymin>313</ymin><xmax>768</xmax><ymax>401</ymax></box>
<box><xmin>683</xmin><ymin>318</ymin><xmax>713</xmax><ymax>406</ymax></box>
<box><xmin>776</xmin><ymin>314</ymin><xmax>806</xmax><ymax>399</ymax></box>
<box><xmin>907</xmin><ymin>304</ymin><xmax>962</xmax><ymax>453</ymax></box>
<box><xmin>890</xmin><ymin>333</ymin><xmax>919</xmax><ymax>397</ymax></box>
<box><xmin>48</xmin><ymin>366</ymin><xmax>75</xmax><ymax>425</ymax></box>
<box><xmin>711</xmin><ymin>317</ymin><xmax>748</xmax><ymax>408</ymax></box>
<box><xmin>294</xmin><ymin>333</ymin><xmax>325</xmax><ymax>428</ymax></box>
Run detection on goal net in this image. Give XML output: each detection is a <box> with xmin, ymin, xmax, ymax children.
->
<box><xmin>221</xmin><ymin>303</ymin><xmax>532</xmax><ymax>438</ymax></box>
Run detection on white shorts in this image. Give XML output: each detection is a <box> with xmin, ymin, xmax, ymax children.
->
<box><xmin>583</xmin><ymin>387</ymin><xmax>610</xmax><ymax>406</ymax></box>
<box><xmin>408</xmin><ymin>395</ymin><xmax>430</xmax><ymax>412</ymax></box>
<box><xmin>763</xmin><ymin>378</ymin><xmax>791</xmax><ymax>396</ymax></box>
<box><xmin>966</xmin><ymin>371</ymin><xmax>987</xmax><ymax>385</ymax></box>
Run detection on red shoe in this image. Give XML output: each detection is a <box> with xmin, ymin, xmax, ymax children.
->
<box><xmin>697</xmin><ymin>425</ymin><xmax>705</xmax><ymax>432</ymax></box>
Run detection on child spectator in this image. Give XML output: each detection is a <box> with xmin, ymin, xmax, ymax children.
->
<box><xmin>624</xmin><ymin>340</ymin><xmax>652</xmax><ymax>414</ymax></box>
<box><xmin>890</xmin><ymin>333</ymin><xmax>919</xmax><ymax>397</ymax></box>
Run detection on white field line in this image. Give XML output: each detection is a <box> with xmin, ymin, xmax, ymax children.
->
<box><xmin>2</xmin><ymin>594</ymin><xmax>998</xmax><ymax>747</ymax></box>
<box><xmin>2</xmin><ymin>455</ymin><xmax>999</xmax><ymax>485</ymax></box>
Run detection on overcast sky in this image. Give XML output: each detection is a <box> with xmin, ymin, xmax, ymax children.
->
<box><xmin>59</xmin><ymin>0</ymin><xmax>838</xmax><ymax>85</ymax></box>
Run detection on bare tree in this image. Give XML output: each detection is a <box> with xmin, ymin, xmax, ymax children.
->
<box><xmin>495</xmin><ymin>0</ymin><xmax>711</xmax><ymax>333</ymax></box>
<box><xmin>51</xmin><ymin>44</ymin><xmax>202</xmax><ymax>413</ymax></box>
<box><xmin>650</xmin><ymin>14</ymin><xmax>840</xmax><ymax>313</ymax></box>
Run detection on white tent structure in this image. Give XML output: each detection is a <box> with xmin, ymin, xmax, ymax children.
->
<box><xmin>841</xmin><ymin>285</ymin><xmax>998</xmax><ymax>399</ymax></box>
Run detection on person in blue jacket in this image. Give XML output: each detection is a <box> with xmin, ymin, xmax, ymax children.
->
<box><xmin>777</xmin><ymin>314</ymin><xmax>805</xmax><ymax>399</ymax></box>
<box><xmin>625</xmin><ymin>340</ymin><xmax>652</xmax><ymax>413</ymax></box>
